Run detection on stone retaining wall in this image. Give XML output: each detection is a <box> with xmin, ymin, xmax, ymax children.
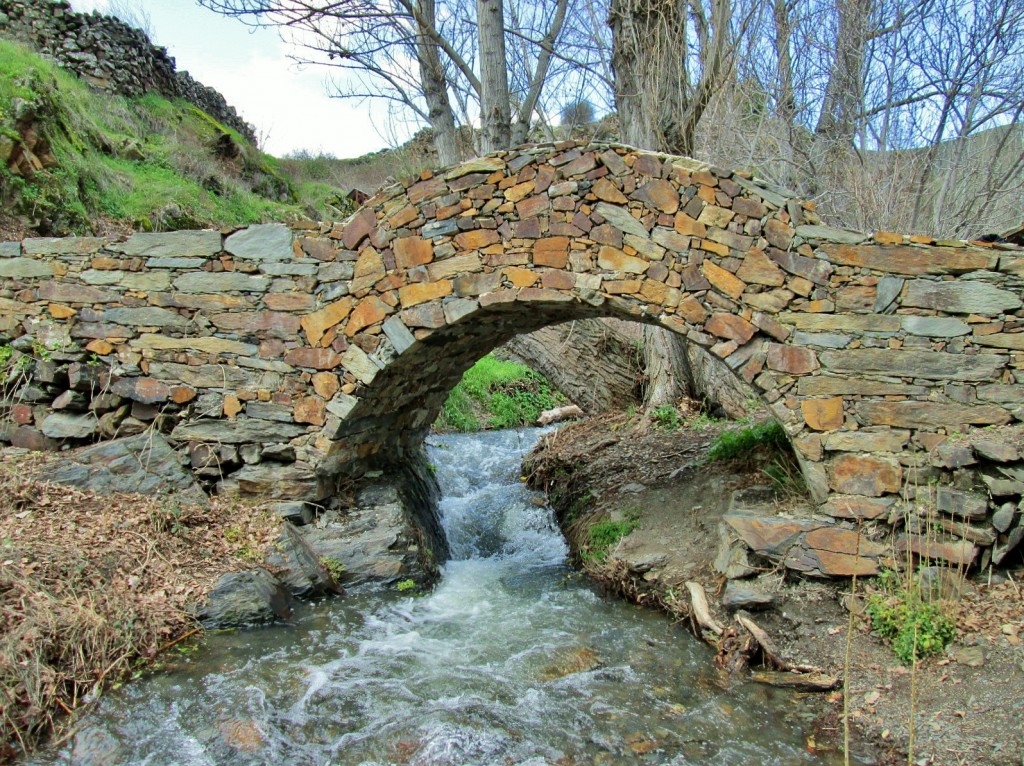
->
<box><xmin>0</xmin><ymin>0</ymin><xmax>256</xmax><ymax>144</ymax></box>
<box><xmin>2</xmin><ymin>140</ymin><xmax>1024</xmax><ymax>576</ymax></box>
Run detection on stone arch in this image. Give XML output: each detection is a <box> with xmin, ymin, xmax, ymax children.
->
<box><xmin>302</xmin><ymin>140</ymin><xmax>1021</xmax><ymax>537</ymax></box>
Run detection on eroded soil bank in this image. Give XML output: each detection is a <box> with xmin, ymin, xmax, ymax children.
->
<box><xmin>525</xmin><ymin>411</ymin><xmax>1024</xmax><ymax>766</ymax></box>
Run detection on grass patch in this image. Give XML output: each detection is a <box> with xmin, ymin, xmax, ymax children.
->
<box><xmin>434</xmin><ymin>354</ymin><xmax>565</xmax><ymax>432</ymax></box>
<box><xmin>707</xmin><ymin>420</ymin><xmax>806</xmax><ymax>496</ymax></box>
<box><xmin>0</xmin><ymin>39</ymin><xmax>305</xmax><ymax>235</ymax></box>
<box><xmin>582</xmin><ymin>509</ymin><xmax>639</xmax><ymax>563</ymax></box>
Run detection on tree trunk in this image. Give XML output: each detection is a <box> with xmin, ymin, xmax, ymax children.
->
<box><xmin>477</xmin><ymin>0</ymin><xmax>512</xmax><ymax>153</ymax></box>
<box><xmin>416</xmin><ymin>0</ymin><xmax>462</xmax><ymax>166</ymax></box>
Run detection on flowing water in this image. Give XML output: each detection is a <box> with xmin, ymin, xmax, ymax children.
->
<box><xmin>35</xmin><ymin>428</ymin><xmax>844</xmax><ymax>766</ymax></box>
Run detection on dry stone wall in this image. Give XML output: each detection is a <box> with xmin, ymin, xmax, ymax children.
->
<box><xmin>0</xmin><ymin>0</ymin><xmax>256</xmax><ymax>143</ymax></box>
<box><xmin>2</xmin><ymin>140</ymin><xmax>1024</xmax><ymax>576</ymax></box>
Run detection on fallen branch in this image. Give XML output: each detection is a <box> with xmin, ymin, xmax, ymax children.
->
<box><xmin>685</xmin><ymin>580</ymin><xmax>724</xmax><ymax>637</ymax></box>
<box><xmin>736</xmin><ymin>612</ymin><xmax>824</xmax><ymax>674</ymax></box>
<box><xmin>751</xmin><ymin>670</ymin><xmax>842</xmax><ymax>692</ymax></box>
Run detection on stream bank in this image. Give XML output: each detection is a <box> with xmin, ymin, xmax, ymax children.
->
<box><xmin>525</xmin><ymin>410</ymin><xmax>1024</xmax><ymax>766</ymax></box>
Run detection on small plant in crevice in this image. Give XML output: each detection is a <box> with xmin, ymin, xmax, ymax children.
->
<box><xmin>320</xmin><ymin>556</ymin><xmax>346</xmax><ymax>582</ymax></box>
<box><xmin>396</xmin><ymin>578</ymin><xmax>417</xmax><ymax>593</ymax></box>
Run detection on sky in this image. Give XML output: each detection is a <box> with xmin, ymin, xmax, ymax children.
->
<box><xmin>70</xmin><ymin>0</ymin><xmax>402</xmax><ymax>158</ymax></box>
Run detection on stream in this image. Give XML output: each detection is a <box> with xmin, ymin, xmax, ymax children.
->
<box><xmin>34</xmin><ymin>427</ymin><xmax>844</xmax><ymax>765</ymax></box>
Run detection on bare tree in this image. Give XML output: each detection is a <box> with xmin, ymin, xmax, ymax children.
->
<box><xmin>196</xmin><ymin>0</ymin><xmax>588</xmax><ymax>162</ymax></box>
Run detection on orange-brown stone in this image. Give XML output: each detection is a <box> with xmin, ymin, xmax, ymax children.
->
<box><xmin>311</xmin><ymin>372</ymin><xmax>340</xmax><ymax>399</ymax></box>
<box><xmin>399</xmin><ymin>280</ymin><xmax>453</xmax><ymax>308</ymax></box>
<box><xmin>265</xmin><ymin>293</ymin><xmax>315</xmax><ymax>311</ymax></box>
<box><xmin>345</xmin><ymin>296</ymin><xmax>393</xmax><ymax>336</ymax></box>
<box><xmin>533</xmin><ymin>237</ymin><xmax>571</xmax><ymax>268</ymax></box>
<box><xmin>48</xmin><ymin>303</ymin><xmax>76</xmax><ymax>319</ymax></box>
<box><xmin>85</xmin><ymin>339</ymin><xmax>113</xmax><ymax>355</ymax></box>
<box><xmin>801</xmin><ymin>397</ymin><xmax>844</xmax><ymax>431</ymax></box>
<box><xmin>224</xmin><ymin>395</ymin><xmax>242</xmax><ymax>418</ymax></box>
<box><xmin>593</xmin><ymin>178</ymin><xmax>627</xmax><ymax>204</ymax></box>
<box><xmin>294</xmin><ymin>396</ymin><xmax>327</xmax><ymax>426</ymax></box>
<box><xmin>285</xmin><ymin>347</ymin><xmax>343</xmax><ymax>370</ymax></box>
<box><xmin>829</xmin><ymin>454</ymin><xmax>901</xmax><ymax>497</ymax></box>
<box><xmin>705</xmin><ymin>312</ymin><xmax>756</xmax><ymax>343</ymax></box>
<box><xmin>736</xmin><ymin>249</ymin><xmax>786</xmax><ymax>287</ymax></box>
<box><xmin>676</xmin><ymin>296</ymin><xmax>709</xmax><ymax>324</ymax></box>
<box><xmin>504</xmin><ymin>267</ymin><xmax>538</xmax><ymax>287</ymax></box>
<box><xmin>701</xmin><ymin>261</ymin><xmax>746</xmax><ymax>299</ymax></box>
<box><xmin>597</xmin><ymin>246</ymin><xmax>648</xmax><ymax>274</ymax></box>
<box><xmin>455</xmin><ymin>229</ymin><xmax>501</xmax><ymax>251</ymax></box>
<box><xmin>170</xmin><ymin>385</ymin><xmax>197</xmax><ymax>404</ymax></box>
<box><xmin>301</xmin><ymin>297</ymin><xmax>353</xmax><ymax>346</ymax></box>
<box><xmin>394</xmin><ymin>236</ymin><xmax>434</xmax><ymax>268</ymax></box>
<box><xmin>766</xmin><ymin>343</ymin><xmax>819</xmax><ymax>374</ymax></box>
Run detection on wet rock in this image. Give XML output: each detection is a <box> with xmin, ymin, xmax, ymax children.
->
<box><xmin>722</xmin><ymin>583</ymin><xmax>777</xmax><ymax>611</ymax></box>
<box><xmin>196</xmin><ymin>568</ymin><xmax>292</xmax><ymax>628</ymax></box>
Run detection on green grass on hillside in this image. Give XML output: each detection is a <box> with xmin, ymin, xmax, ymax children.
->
<box><xmin>435</xmin><ymin>355</ymin><xmax>566</xmax><ymax>432</ymax></box>
<box><xmin>0</xmin><ymin>39</ymin><xmax>310</xmax><ymax>235</ymax></box>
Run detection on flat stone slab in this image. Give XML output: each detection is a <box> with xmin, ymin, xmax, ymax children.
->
<box><xmin>47</xmin><ymin>432</ymin><xmax>206</xmax><ymax>504</ymax></box>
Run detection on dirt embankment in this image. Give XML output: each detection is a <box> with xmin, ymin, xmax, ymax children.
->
<box><xmin>0</xmin><ymin>450</ymin><xmax>279</xmax><ymax>761</ymax></box>
<box><xmin>525</xmin><ymin>411</ymin><xmax>1024</xmax><ymax>766</ymax></box>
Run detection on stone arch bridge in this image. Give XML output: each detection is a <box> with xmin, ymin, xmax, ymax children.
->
<box><xmin>2</xmin><ymin>141</ymin><xmax>1024</xmax><ymax>574</ymax></box>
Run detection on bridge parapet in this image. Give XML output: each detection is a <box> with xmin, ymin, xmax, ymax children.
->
<box><xmin>2</xmin><ymin>141</ymin><xmax>1023</xmax><ymax>574</ymax></box>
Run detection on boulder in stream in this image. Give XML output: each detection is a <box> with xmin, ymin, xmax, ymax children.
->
<box><xmin>196</xmin><ymin>568</ymin><xmax>292</xmax><ymax>628</ymax></box>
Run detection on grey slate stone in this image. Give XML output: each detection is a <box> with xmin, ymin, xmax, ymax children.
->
<box><xmin>594</xmin><ymin>202</ymin><xmax>650</xmax><ymax>239</ymax></box>
<box><xmin>110</xmin><ymin>230</ymin><xmax>222</xmax><ymax>258</ymax></box>
<box><xmin>722</xmin><ymin>583</ymin><xmax>777</xmax><ymax>611</ymax></box>
<box><xmin>224</xmin><ymin>223</ymin><xmax>294</xmax><ymax>261</ymax></box>
<box><xmin>0</xmin><ymin>241</ymin><xmax>21</xmax><ymax>257</ymax></box>
<box><xmin>40</xmin><ymin>412</ymin><xmax>97</xmax><ymax>439</ymax></box>
<box><xmin>196</xmin><ymin>568</ymin><xmax>292</xmax><ymax>628</ymax></box>
<box><xmin>146</xmin><ymin>257</ymin><xmax>208</xmax><ymax>269</ymax></box>
<box><xmin>0</xmin><ymin>258</ymin><xmax>53</xmax><ymax>278</ymax></box>
<box><xmin>901</xmin><ymin>316</ymin><xmax>970</xmax><ymax>337</ymax></box>
<box><xmin>102</xmin><ymin>307</ymin><xmax>191</xmax><ymax>330</ymax></box>
<box><xmin>48</xmin><ymin>433</ymin><xmax>205</xmax><ymax>502</ymax></box>
<box><xmin>171</xmin><ymin>417</ymin><xmax>307</xmax><ymax>444</ymax></box>
<box><xmin>173</xmin><ymin>272</ymin><xmax>271</xmax><ymax>293</ymax></box>
<box><xmin>795</xmin><ymin>224</ymin><xmax>867</xmax><ymax>244</ymax></box>
<box><xmin>901</xmin><ymin>279</ymin><xmax>1022</xmax><ymax>315</ymax></box>
<box><xmin>382</xmin><ymin>315</ymin><xmax>416</xmax><ymax>354</ymax></box>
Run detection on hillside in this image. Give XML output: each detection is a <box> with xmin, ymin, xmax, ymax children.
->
<box><xmin>0</xmin><ymin>38</ymin><xmax>365</xmax><ymax>239</ymax></box>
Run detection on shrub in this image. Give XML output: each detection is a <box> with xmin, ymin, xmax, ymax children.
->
<box><xmin>651</xmin><ymin>404</ymin><xmax>681</xmax><ymax>430</ymax></box>
<box><xmin>866</xmin><ymin>581</ymin><xmax>956</xmax><ymax>665</ymax></box>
